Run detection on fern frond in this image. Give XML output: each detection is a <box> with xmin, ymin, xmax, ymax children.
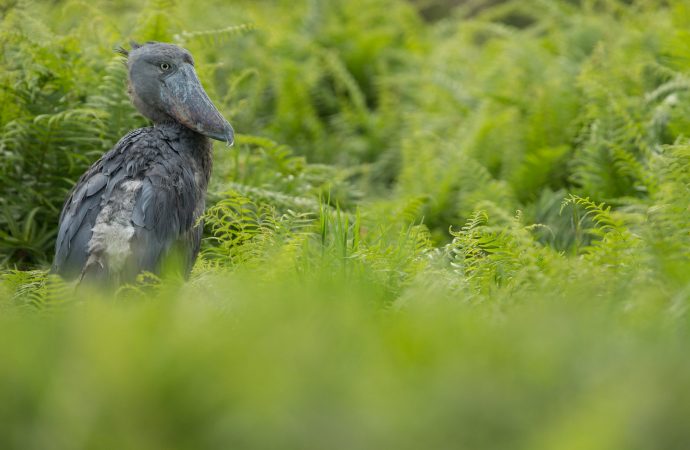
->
<box><xmin>173</xmin><ymin>23</ymin><xmax>255</xmax><ymax>47</ymax></box>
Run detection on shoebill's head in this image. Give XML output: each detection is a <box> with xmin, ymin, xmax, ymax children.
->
<box><xmin>120</xmin><ymin>41</ymin><xmax>234</xmax><ymax>145</ymax></box>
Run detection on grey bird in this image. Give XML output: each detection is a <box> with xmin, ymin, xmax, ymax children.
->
<box><xmin>52</xmin><ymin>42</ymin><xmax>234</xmax><ymax>286</ymax></box>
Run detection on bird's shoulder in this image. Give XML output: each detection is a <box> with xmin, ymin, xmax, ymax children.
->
<box><xmin>105</xmin><ymin>126</ymin><xmax>177</xmax><ymax>161</ymax></box>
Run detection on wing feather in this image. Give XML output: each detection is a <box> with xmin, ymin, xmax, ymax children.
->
<box><xmin>53</xmin><ymin>126</ymin><xmax>203</xmax><ymax>283</ymax></box>
<box><xmin>52</xmin><ymin>129</ymin><xmax>146</xmax><ymax>280</ymax></box>
<box><xmin>129</xmin><ymin>160</ymin><xmax>202</xmax><ymax>277</ymax></box>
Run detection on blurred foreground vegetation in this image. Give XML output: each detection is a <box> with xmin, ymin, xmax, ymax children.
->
<box><xmin>3</xmin><ymin>0</ymin><xmax>690</xmax><ymax>448</ymax></box>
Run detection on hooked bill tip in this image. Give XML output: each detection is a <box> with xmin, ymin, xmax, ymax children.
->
<box><xmin>225</xmin><ymin>125</ymin><xmax>235</xmax><ymax>147</ymax></box>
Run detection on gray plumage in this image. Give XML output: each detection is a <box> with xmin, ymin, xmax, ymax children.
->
<box><xmin>52</xmin><ymin>42</ymin><xmax>233</xmax><ymax>286</ymax></box>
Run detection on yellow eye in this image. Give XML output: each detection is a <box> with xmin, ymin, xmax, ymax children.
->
<box><xmin>160</xmin><ymin>63</ymin><xmax>170</xmax><ymax>71</ymax></box>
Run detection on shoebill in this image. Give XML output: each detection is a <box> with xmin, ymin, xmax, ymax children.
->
<box><xmin>52</xmin><ymin>42</ymin><xmax>234</xmax><ymax>286</ymax></box>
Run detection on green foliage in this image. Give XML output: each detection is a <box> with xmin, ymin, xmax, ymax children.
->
<box><xmin>4</xmin><ymin>0</ymin><xmax>690</xmax><ymax>448</ymax></box>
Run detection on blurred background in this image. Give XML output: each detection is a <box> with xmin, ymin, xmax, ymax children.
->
<box><xmin>3</xmin><ymin>0</ymin><xmax>690</xmax><ymax>448</ymax></box>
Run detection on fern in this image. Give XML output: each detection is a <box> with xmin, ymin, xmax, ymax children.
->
<box><xmin>173</xmin><ymin>23</ymin><xmax>255</xmax><ymax>47</ymax></box>
<box><xmin>447</xmin><ymin>207</ymin><xmax>552</xmax><ymax>296</ymax></box>
<box><xmin>0</xmin><ymin>270</ymin><xmax>73</xmax><ymax>311</ymax></box>
<box><xmin>560</xmin><ymin>194</ymin><xmax>626</xmax><ymax>235</ymax></box>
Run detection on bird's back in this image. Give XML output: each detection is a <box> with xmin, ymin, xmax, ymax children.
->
<box><xmin>53</xmin><ymin>124</ymin><xmax>211</xmax><ymax>286</ymax></box>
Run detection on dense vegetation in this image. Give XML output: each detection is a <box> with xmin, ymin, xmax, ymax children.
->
<box><xmin>2</xmin><ymin>0</ymin><xmax>690</xmax><ymax>447</ymax></box>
